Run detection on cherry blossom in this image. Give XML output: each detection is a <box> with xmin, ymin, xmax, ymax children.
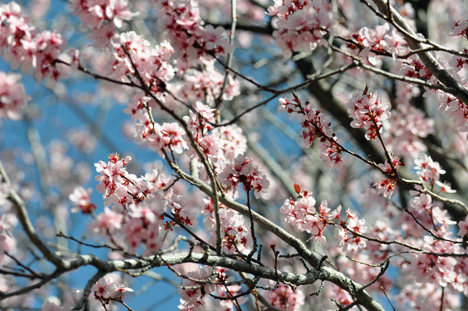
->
<box><xmin>346</xmin><ymin>90</ymin><xmax>391</xmax><ymax>140</ymax></box>
<box><xmin>280</xmin><ymin>190</ymin><xmax>329</xmax><ymax>243</ymax></box>
<box><xmin>268</xmin><ymin>0</ymin><xmax>334</xmax><ymax>59</ymax></box>
<box><xmin>219</xmin><ymin>154</ymin><xmax>270</xmax><ymax>199</ymax></box>
<box><xmin>0</xmin><ymin>2</ymin><xmax>64</xmax><ymax>83</ymax></box>
<box><xmin>414</xmin><ymin>154</ymin><xmax>448</xmax><ymax>189</ymax></box>
<box><xmin>69</xmin><ymin>187</ymin><xmax>96</xmax><ymax>214</ymax></box>
<box><xmin>263</xmin><ymin>284</ymin><xmax>305</xmax><ymax>311</ymax></box>
<box><xmin>204</xmin><ymin>204</ymin><xmax>252</xmax><ymax>254</ymax></box>
<box><xmin>279</xmin><ymin>95</ymin><xmax>343</xmax><ymax>168</ymax></box>
<box><xmin>0</xmin><ymin>72</ymin><xmax>30</xmax><ymax>120</ymax></box>
<box><xmin>3</xmin><ymin>0</ymin><xmax>468</xmax><ymax>310</ymax></box>
<box><xmin>92</xmin><ymin>273</ymin><xmax>133</xmax><ymax>304</ymax></box>
<box><xmin>70</xmin><ymin>0</ymin><xmax>137</xmax><ymax>46</ymax></box>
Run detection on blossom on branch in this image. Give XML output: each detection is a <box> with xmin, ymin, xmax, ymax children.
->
<box><xmin>69</xmin><ymin>186</ymin><xmax>96</xmax><ymax>214</ymax></box>
<box><xmin>219</xmin><ymin>154</ymin><xmax>270</xmax><ymax>199</ymax></box>
<box><xmin>0</xmin><ymin>72</ymin><xmax>30</xmax><ymax>120</ymax></box>
<box><xmin>279</xmin><ymin>95</ymin><xmax>343</xmax><ymax>168</ymax></box>
<box><xmin>346</xmin><ymin>90</ymin><xmax>391</xmax><ymax>140</ymax></box>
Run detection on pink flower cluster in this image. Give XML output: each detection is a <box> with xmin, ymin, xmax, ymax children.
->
<box><xmin>335</xmin><ymin>208</ymin><xmax>367</xmax><ymax>252</ymax></box>
<box><xmin>448</xmin><ymin>16</ymin><xmax>468</xmax><ymax>38</ymax></box>
<box><xmin>347</xmin><ymin>23</ymin><xmax>407</xmax><ymax>63</ymax></box>
<box><xmin>438</xmin><ymin>93</ymin><xmax>468</xmax><ymax>133</ymax></box>
<box><xmin>69</xmin><ymin>186</ymin><xmax>96</xmax><ymax>214</ymax></box>
<box><xmin>153</xmin><ymin>0</ymin><xmax>233</xmax><ymax>70</ymax></box>
<box><xmin>204</xmin><ymin>202</ymin><xmax>252</xmax><ymax>254</ymax></box>
<box><xmin>267</xmin><ymin>0</ymin><xmax>333</xmax><ymax>59</ymax></box>
<box><xmin>172</xmin><ymin>60</ymin><xmax>240</xmax><ymax>103</ymax></box>
<box><xmin>279</xmin><ymin>95</ymin><xmax>343</xmax><ymax>168</ymax></box>
<box><xmin>219</xmin><ymin>154</ymin><xmax>270</xmax><ymax>199</ymax></box>
<box><xmin>110</xmin><ymin>32</ymin><xmax>175</xmax><ymax>89</ymax></box>
<box><xmin>280</xmin><ymin>188</ymin><xmax>329</xmax><ymax>243</ymax></box>
<box><xmin>346</xmin><ymin>90</ymin><xmax>391</xmax><ymax>140</ymax></box>
<box><xmin>184</xmin><ymin>102</ymin><xmax>247</xmax><ymax>166</ymax></box>
<box><xmin>414</xmin><ymin>155</ymin><xmax>455</xmax><ymax>192</ymax></box>
<box><xmin>281</xmin><ymin>186</ymin><xmax>367</xmax><ymax>252</ymax></box>
<box><xmin>399</xmin><ymin>57</ymin><xmax>433</xmax><ymax>80</ymax></box>
<box><xmin>374</xmin><ymin>155</ymin><xmax>403</xmax><ymax>198</ymax></box>
<box><xmin>70</xmin><ymin>0</ymin><xmax>137</xmax><ymax>46</ymax></box>
<box><xmin>92</xmin><ymin>273</ymin><xmax>133</xmax><ymax>304</ymax></box>
<box><xmin>411</xmin><ymin>238</ymin><xmax>460</xmax><ymax>289</ymax></box>
<box><xmin>0</xmin><ymin>2</ymin><xmax>64</xmax><ymax>84</ymax></box>
<box><xmin>94</xmin><ymin>154</ymin><xmax>170</xmax><ymax>254</ymax></box>
<box><xmin>0</xmin><ymin>72</ymin><xmax>30</xmax><ymax>120</ymax></box>
<box><xmin>179</xmin><ymin>266</ymin><xmax>242</xmax><ymax>311</ymax></box>
<box><xmin>128</xmin><ymin>97</ymin><xmax>188</xmax><ymax>155</ymax></box>
<box><xmin>263</xmin><ymin>284</ymin><xmax>305</xmax><ymax>311</ymax></box>
<box><xmin>382</xmin><ymin>102</ymin><xmax>434</xmax><ymax>158</ymax></box>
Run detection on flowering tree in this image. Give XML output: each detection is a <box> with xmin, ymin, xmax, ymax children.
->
<box><xmin>2</xmin><ymin>0</ymin><xmax>468</xmax><ymax>310</ymax></box>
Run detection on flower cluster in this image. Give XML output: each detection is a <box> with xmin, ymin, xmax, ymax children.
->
<box><xmin>179</xmin><ymin>266</ymin><xmax>242</xmax><ymax>311</ymax></box>
<box><xmin>219</xmin><ymin>154</ymin><xmax>270</xmax><ymax>199</ymax></box>
<box><xmin>280</xmin><ymin>187</ymin><xmax>329</xmax><ymax>243</ymax></box>
<box><xmin>110</xmin><ymin>32</ymin><xmax>175</xmax><ymax>92</ymax></box>
<box><xmin>69</xmin><ymin>187</ymin><xmax>96</xmax><ymax>214</ymax></box>
<box><xmin>411</xmin><ymin>238</ymin><xmax>459</xmax><ymax>289</ymax></box>
<box><xmin>183</xmin><ymin>102</ymin><xmax>247</xmax><ymax>170</ymax></box>
<box><xmin>347</xmin><ymin>23</ymin><xmax>407</xmax><ymax>63</ymax></box>
<box><xmin>438</xmin><ymin>93</ymin><xmax>468</xmax><ymax>133</ymax></box>
<box><xmin>92</xmin><ymin>273</ymin><xmax>133</xmax><ymax>304</ymax></box>
<box><xmin>94</xmin><ymin>154</ymin><xmax>171</xmax><ymax>254</ymax></box>
<box><xmin>267</xmin><ymin>0</ymin><xmax>334</xmax><ymax>59</ymax></box>
<box><xmin>382</xmin><ymin>102</ymin><xmax>434</xmax><ymax>158</ymax></box>
<box><xmin>172</xmin><ymin>60</ymin><xmax>240</xmax><ymax>103</ymax></box>
<box><xmin>399</xmin><ymin>57</ymin><xmax>433</xmax><ymax>80</ymax></box>
<box><xmin>70</xmin><ymin>0</ymin><xmax>137</xmax><ymax>46</ymax></box>
<box><xmin>204</xmin><ymin>201</ymin><xmax>252</xmax><ymax>254</ymax></box>
<box><xmin>131</xmin><ymin>105</ymin><xmax>188</xmax><ymax>156</ymax></box>
<box><xmin>414</xmin><ymin>155</ymin><xmax>455</xmax><ymax>192</ymax></box>
<box><xmin>153</xmin><ymin>0</ymin><xmax>233</xmax><ymax>70</ymax></box>
<box><xmin>0</xmin><ymin>72</ymin><xmax>30</xmax><ymax>120</ymax></box>
<box><xmin>448</xmin><ymin>16</ymin><xmax>468</xmax><ymax>39</ymax></box>
<box><xmin>279</xmin><ymin>95</ymin><xmax>343</xmax><ymax>168</ymax></box>
<box><xmin>346</xmin><ymin>90</ymin><xmax>391</xmax><ymax>140</ymax></box>
<box><xmin>374</xmin><ymin>155</ymin><xmax>403</xmax><ymax>198</ymax></box>
<box><xmin>281</xmin><ymin>186</ymin><xmax>367</xmax><ymax>252</ymax></box>
<box><xmin>263</xmin><ymin>284</ymin><xmax>305</xmax><ymax>311</ymax></box>
<box><xmin>0</xmin><ymin>2</ymin><xmax>64</xmax><ymax>83</ymax></box>
<box><xmin>334</xmin><ymin>208</ymin><xmax>367</xmax><ymax>252</ymax></box>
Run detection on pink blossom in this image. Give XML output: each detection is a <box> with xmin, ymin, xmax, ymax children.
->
<box><xmin>336</xmin><ymin>209</ymin><xmax>367</xmax><ymax>252</ymax></box>
<box><xmin>279</xmin><ymin>95</ymin><xmax>343</xmax><ymax>168</ymax></box>
<box><xmin>90</xmin><ymin>207</ymin><xmax>123</xmax><ymax>235</ymax></box>
<box><xmin>153</xmin><ymin>0</ymin><xmax>233</xmax><ymax>68</ymax></box>
<box><xmin>414</xmin><ymin>155</ymin><xmax>446</xmax><ymax>186</ymax></box>
<box><xmin>0</xmin><ymin>3</ymin><xmax>64</xmax><ymax>83</ymax></box>
<box><xmin>219</xmin><ymin>154</ymin><xmax>270</xmax><ymax>199</ymax></box>
<box><xmin>458</xmin><ymin>216</ymin><xmax>468</xmax><ymax>238</ymax></box>
<box><xmin>179</xmin><ymin>266</ymin><xmax>216</xmax><ymax>311</ymax></box>
<box><xmin>280</xmin><ymin>192</ymin><xmax>329</xmax><ymax>243</ymax></box>
<box><xmin>346</xmin><ymin>91</ymin><xmax>391</xmax><ymax>140</ymax></box>
<box><xmin>263</xmin><ymin>285</ymin><xmax>305</xmax><ymax>311</ymax></box>
<box><xmin>70</xmin><ymin>0</ymin><xmax>137</xmax><ymax>46</ymax></box>
<box><xmin>0</xmin><ymin>72</ymin><xmax>30</xmax><ymax>120</ymax></box>
<box><xmin>269</xmin><ymin>0</ymin><xmax>333</xmax><ymax>58</ymax></box>
<box><xmin>69</xmin><ymin>187</ymin><xmax>96</xmax><ymax>214</ymax></box>
<box><xmin>382</xmin><ymin>102</ymin><xmax>434</xmax><ymax>158</ymax></box>
<box><xmin>205</xmin><ymin>206</ymin><xmax>252</xmax><ymax>254</ymax></box>
<box><xmin>92</xmin><ymin>273</ymin><xmax>133</xmax><ymax>303</ymax></box>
